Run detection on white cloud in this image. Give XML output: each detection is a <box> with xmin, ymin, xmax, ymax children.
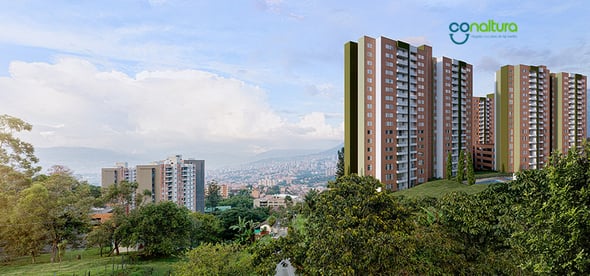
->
<box><xmin>0</xmin><ymin>58</ymin><xmax>342</xmax><ymax>159</ymax></box>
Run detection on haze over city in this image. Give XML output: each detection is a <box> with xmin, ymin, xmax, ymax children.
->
<box><xmin>0</xmin><ymin>0</ymin><xmax>588</xmax><ymax>174</ymax></box>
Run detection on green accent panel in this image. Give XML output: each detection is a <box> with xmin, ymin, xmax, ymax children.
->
<box><xmin>496</xmin><ymin>66</ymin><xmax>510</xmax><ymax>171</ymax></box>
<box><xmin>344</xmin><ymin>41</ymin><xmax>358</xmax><ymax>175</ymax></box>
<box><xmin>396</xmin><ymin>40</ymin><xmax>409</xmax><ymax>50</ymax></box>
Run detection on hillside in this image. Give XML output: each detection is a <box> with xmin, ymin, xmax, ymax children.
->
<box><xmin>394</xmin><ymin>179</ymin><xmax>488</xmax><ymax>198</ymax></box>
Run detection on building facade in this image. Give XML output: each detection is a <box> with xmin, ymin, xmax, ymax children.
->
<box><xmin>495</xmin><ymin>65</ymin><xmax>551</xmax><ymax>173</ymax></box>
<box><xmin>550</xmin><ymin>72</ymin><xmax>587</xmax><ymax>154</ymax></box>
<box><xmin>101</xmin><ymin>155</ymin><xmax>205</xmax><ymax>212</ymax></box>
<box><xmin>345</xmin><ymin>35</ymin><xmax>433</xmax><ymax>191</ymax></box>
<box><xmin>434</xmin><ymin>57</ymin><xmax>473</xmax><ymax>178</ymax></box>
<box><xmin>472</xmin><ymin>94</ymin><xmax>495</xmax><ymax>170</ymax></box>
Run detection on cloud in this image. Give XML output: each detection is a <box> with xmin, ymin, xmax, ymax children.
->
<box><xmin>0</xmin><ymin>58</ymin><xmax>342</xmax><ymax>158</ymax></box>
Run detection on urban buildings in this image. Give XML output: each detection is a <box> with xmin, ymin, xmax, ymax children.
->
<box><xmin>434</xmin><ymin>57</ymin><xmax>473</xmax><ymax>179</ymax></box>
<box><xmin>550</xmin><ymin>72</ymin><xmax>587</xmax><ymax>154</ymax></box>
<box><xmin>101</xmin><ymin>155</ymin><xmax>205</xmax><ymax>212</ymax></box>
<box><xmin>472</xmin><ymin>94</ymin><xmax>495</xmax><ymax>170</ymax></box>
<box><xmin>344</xmin><ymin>35</ymin><xmax>474</xmax><ymax>190</ymax></box>
<box><xmin>495</xmin><ymin>65</ymin><xmax>552</xmax><ymax>172</ymax></box>
<box><xmin>495</xmin><ymin>66</ymin><xmax>587</xmax><ymax>173</ymax></box>
<box><xmin>344</xmin><ymin>35</ymin><xmax>434</xmax><ymax>191</ymax></box>
<box><xmin>345</xmin><ymin>35</ymin><xmax>588</xmax><ymax>186</ymax></box>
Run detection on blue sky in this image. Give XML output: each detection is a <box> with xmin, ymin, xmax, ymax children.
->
<box><xmin>0</xmin><ymin>0</ymin><xmax>589</xmax><ymax>170</ymax></box>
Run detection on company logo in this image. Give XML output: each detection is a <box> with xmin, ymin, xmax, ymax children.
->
<box><xmin>449</xmin><ymin>20</ymin><xmax>518</xmax><ymax>45</ymax></box>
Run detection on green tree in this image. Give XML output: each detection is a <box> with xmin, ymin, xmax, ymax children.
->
<box><xmin>126</xmin><ymin>201</ymin><xmax>192</xmax><ymax>256</ymax></box>
<box><xmin>446</xmin><ymin>151</ymin><xmax>453</xmax><ymax>180</ymax></box>
<box><xmin>189</xmin><ymin>212</ymin><xmax>222</xmax><ymax>247</ymax></box>
<box><xmin>457</xmin><ymin>150</ymin><xmax>465</xmax><ymax>183</ymax></box>
<box><xmin>216</xmin><ymin>207</ymin><xmax>269</xmax><ymax>241</ymax></box>
<box><xmin>301</xmin><ymin>175</ymin><xmax>415</xmax><ymax>274</ymax></box>
<box><xmin>4</xmin><ymin>183</ymin><xmax>49</xmax><ymax>263</ymax></box>
<box><xmin>40</xmin><ymin>169</ymin><xmax>93</xmax><ymax>262</ymax></box>
<box><xmin>230</xmin><ymin>216</ymin><xmax>255</xmax><ymax>244</ymax></box>
<box><xmin>175</xmin><ymin>243</ymin><xmax>255</xmax><ymax>275</ymax></box>
<box><xmin>86</xmin><ymin>223</ymin><xmax>111</xmax><ymax>257</ymax></box>
<box><xmin>511</xmin><ymin>149</ymin><xmax>590</xmax><ymax>273</ymax></box>
<box><xmin>219</xmin><ymin>193</ymin><xmax>253</xmax><ymax>209</ymax></box>
<box><xmin>466</xmin><ymin>152</ymin><xmax>475</xmax><ymax>185</ymax></box>
<box><xmin>0</xmin><ymin>114</ymin><xmax>40</xmax><ymax>176</ymax></box>
<box><xmin>336</xmin><ymin>146</ymin><xmax>344</xmax><ymax>178</ymax></box>
<box><xmin>205</xmin><ymin>180</ymin><xmax>221</xmax><ymax>209</ymax></box>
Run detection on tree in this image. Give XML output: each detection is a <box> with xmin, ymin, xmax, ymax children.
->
<box><xmin>205</xmin><ymin>180</ymin><xmax>221</xmax><ymax>209</ymax></box>
<box><xmin>40</xmin><ymin>170</ymin><xmax>93</xmax><ymax>262</ymax></box>
<box><xmin>86</xmin><ymin>223</ymin><xmax>111</xmax><ymax>257</ymax></box>
<box><xmin>446</xmin><ymin>151</ymin><xmax>453</xmax><ymax>180</ymax></box>
<box><xmin>457</xmin><ymin>150</ymin><xmax>465</xmax><ymax>183</ymax></box>
<box><xmin>301</xmin><ymin>175</ymin><xmax>416</xmax><ymax>274</ymax></box>
<box><xmin>0</xmin><ymin>114</ymin><xmax>40</xmax><ymax>176</ymax></box>
<box><xmin>175</xmin><ymin>243</ymin><xmax>255</xmax><ymax>275</ymax></box>
<box><xmin>219</xmin><ymin>193</ymin><xmax>253</xmax><ymax>209</ymax></box>
<box><xmin>126</xmin><ymin>201</ymin><xmax>192</xmax><ymax>256</ymax></box>
<box><xmin>189</xmin><ymin>212</ymin><xmax>222</xmax><ymax>247</ymax></box>
<box><xmin>4</xmin><ymin>183</ymin><xmax>49</xmax><ymax>263</ymax></box>
<box><xmin>216</xmin><ymin>207</ymin><xmax>269</xmax><ymax>241</ymax></box>
<box><xmin>466</xmin><ymin>152</ymin><xmax>475</xmax><ymax>185</ymax></box>
<box><xmin>336</xmin><ymin>146</ymin><xmax>344</xmax><ymax>178</ymax></box>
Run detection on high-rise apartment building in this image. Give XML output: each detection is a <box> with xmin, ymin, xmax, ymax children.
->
<box><xmin>550</xmin><ymin>72</ymin><xmax>587</xmax><ymax>153</ymax></box>
<box><xmin>101</xmin><ymin>155</ymin><xmax>205</xmax><ymax>212</ymax></box>
<box><xmin>345</xmin><ymin>35</ymin><xmax>433</xmax><ymax>191</ymax></box>
<box><xmin>495</xmin><ymin>65</ymin><xmax>551</xmax><ymax>172</ymax></box>
<box><xmin>471</xmin><ymin>94</ymin><xmax>495</xmax><ymax>170</ymax></box>
<box><xmin>101</xmin><ymin>162</ymin><xmax>134</xmax><ymax>188</ymax></box>
<box><xmin>434</xmin><ymin>57</ymin><xmax>473</xmax><ymax>178</ymax></box>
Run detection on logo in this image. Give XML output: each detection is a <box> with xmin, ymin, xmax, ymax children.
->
<box><xmin>449</xmin><ymin>20</ymin><xmax>518</xmax><ymax>45</ymax></box>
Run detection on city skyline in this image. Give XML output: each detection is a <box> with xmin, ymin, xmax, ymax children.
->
<box><xmin>0</xmin><ymin>0</ymin><xmax>589</xmax><ymax>174</ymax></box>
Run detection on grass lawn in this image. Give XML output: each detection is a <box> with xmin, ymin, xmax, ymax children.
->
<box><xmin>394</xmin><ymin>179</ymin><xmax>488</xmax><ymax>199</ymax></box>
<box><xmin>0</xmin><ymin>247</ymin><xmax>179</xmax><ymax>276</ymax></box>
<box><xmin>474</xmin><ymin>170</ymin><xmax>513</xmax><ymax>179</ymax></box>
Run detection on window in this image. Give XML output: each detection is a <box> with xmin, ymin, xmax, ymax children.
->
<box><xmin>367</xmin><ymin>103</ymin><xmax>373</xmax><ymax>109</ymax></box>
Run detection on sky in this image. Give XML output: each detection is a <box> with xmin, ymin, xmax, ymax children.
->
<box><xmin>0</xmin><ymin>0</ymin><xmax>589</xmax><ymax>171</ymax></box>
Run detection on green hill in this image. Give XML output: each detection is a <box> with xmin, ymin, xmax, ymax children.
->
<box><xmin>394</xmin><ymin>179</ymin><xmax>488</xmax><ymax>198</ymax></box>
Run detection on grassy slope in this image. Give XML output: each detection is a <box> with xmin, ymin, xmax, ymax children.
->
<box><xmin>0</xmin><ymin>248</ymin><xmax>179</xmax><ymax>276</ymax></box>
<box><xmin>394</xmin><ymin>179</ymin><xmax>488</xmax><ymax>199</ymax></box>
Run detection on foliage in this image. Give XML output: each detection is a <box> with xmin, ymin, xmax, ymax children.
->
<box><xmin>336</xmin><ymin>146</ymin><xmax>344</xmax><ymax>178</ymax></box>
<box><xmin>446</xmin><ymin>151</ymin><xmax>453</xmax><ymax>180</ymax></box>
<box><xmin>86</xmin><ymin>222</ymin><xmax>111</xmax><ymax>257</ymax></box>
<box><xmin>4</xmin><ymin>183</ymin><xmax>49</xmax><ymax>263</ymax></box>
<box><xmin>393</xmin><ymin>179</ymin><xmax>487</xmax><ymax>199</ymax></box>
<box><xmin>301</xmin><ymin>175</ymin><xmax>417</xmax><ymax>274</ymax></box>
<box><xmin>175</xmin><ymin>243</ymin><xmax>255</xmax><ymax>276</ymax></box>
<box><xmin>0</xmin><ymin>114</ymin><xmax>40</xmax><ymax>176</ymax></box>
<box><xmin>205</xmin><ymin>180</ymin><xmax>221</xmax><ymax>209</ymax></box>
<box><xmin>0</xmin><ymin>247</ymin><xmax>178</xmax><ymax>275</ymax></box>
<box><xmin>510</xmin><ymin>149</ymin><xmax>590</xmax><ymax>273</ymax></box>
<box><xmin>218</xmin><ymin>193</ymin><xmax>253</xmax><ymax>209</ymax></box>
<box><xmin>457</xmin><ymin>150</ymin><xmax>465</xmax><ymax>183</ymax></box>
<box><xmin>125</xmin><ymin>201</ymin><xmax>192</xmax><ymax>257</ymax></box>
<box><xmin>466</xmin><ymin>152</ymin><xmax>475</xmax><ymax>185</ymax></box>
<box><xmin>189</xmin><ymin>212</ymin><xmax>222</xmax><ymax>247</ymax></box>
<box><xmin>215</xmin><ymin>207</ymin><xmax>269</xmax><ymax>241</ymax></box>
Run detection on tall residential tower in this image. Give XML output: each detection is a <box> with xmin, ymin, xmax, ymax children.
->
<box><xmin>495</xmin><ymin>65</ymin><xmax>551</xmax><ymax>172</ymax></box>
<box><xmin>344</xmin><ymin>36</ymin><xmax>434</xmax><ymax>190</ymax></box>
<box><xmin>550</xmin><ymin>72</ymin><xmax>587</xmax><ymax>154</ymax></box>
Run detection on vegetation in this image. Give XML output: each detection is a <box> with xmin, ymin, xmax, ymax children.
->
<box><xmin>394</xmin><ymin>179</ymin><xmax>487</xmax><ymax>199</ymax></box>
<box><xmin>205</xmin><ymin>180</ymin><xmax>221</xmax><ymax>209</ymax></box>
<box><xmin>446</xmin><ymin>151</ymin><xmax>453</xmax><ymax>179</ymax></box>
<box><xmin>3</xmin><ymin>114</ymin><xmax>590</xmax><ymax>275</ymax></box>
<box><xmin>466</xmin><ymin>152</ymin><xmax>475</xmax><ymax>185</ymax></box>
<box><xmin>457</xmin><ymin>149</ymin><xmax>465</xmax><ymax>183</ymax></box>
<box><xmin>0</xmin><ymin>248</ymin><xmax>178</xmax><ymax>275</ymax></box>
<box><xmin>336</xmin><ymin>146</ymin><xmax>344</xmax><ymax>178</ymax></box>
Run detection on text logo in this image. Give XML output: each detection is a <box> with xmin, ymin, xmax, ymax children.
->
<box><xmin>449</xmin><ymin>20</ymin><xmax>518</xmax><ymax>45</ymax></box>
